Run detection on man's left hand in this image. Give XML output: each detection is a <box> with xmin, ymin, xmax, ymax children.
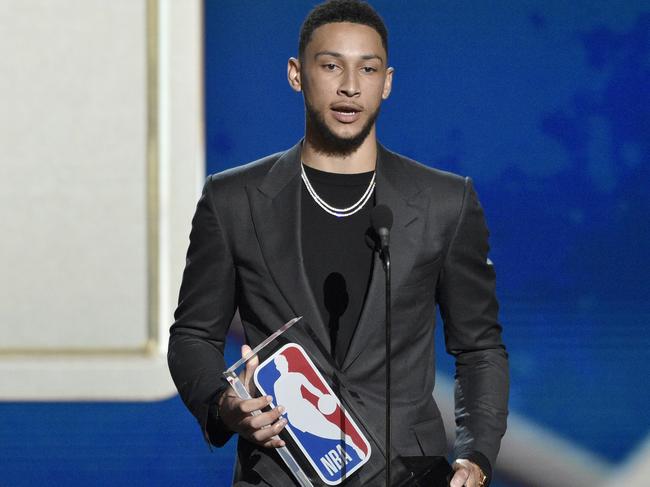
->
<box><xmin>450</xmin><ymin>459</ymin><xmax>486</xmax><ymax>487</ymax></box>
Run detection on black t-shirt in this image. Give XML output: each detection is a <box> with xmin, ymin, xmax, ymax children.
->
<box><xmin>301</xmin><ymin>164</ymin><xmax>375</xmax><ymax>367</ymax></box>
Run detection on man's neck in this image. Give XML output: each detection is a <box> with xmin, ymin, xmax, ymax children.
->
<box><xmin>301</xmin><ymin>128</ymin><xmax>377</xmax><ymax>174</ymax></box>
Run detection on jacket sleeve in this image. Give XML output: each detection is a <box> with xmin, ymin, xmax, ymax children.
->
<box><xmin>436</xmin><ymin>177</ymin><xmax>509</xmax><ymax>481</ymax></box>
<box><xmin>167</xmin><ymin>176</ymin><xmax>237</xmax><ymax>447</ymax></box>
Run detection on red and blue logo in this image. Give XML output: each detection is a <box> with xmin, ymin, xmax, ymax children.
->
<box><xmin>254</xmin><ymin>343</ymin><xmax>371</xmax><ymax>485</ymax></box>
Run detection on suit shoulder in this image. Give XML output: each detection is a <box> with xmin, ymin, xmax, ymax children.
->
<box><xmin>206</xmin><ymin>150</ymin><xmax>283</xmax><ymax>189</ymax></box>
<box><xmin>199</xmin><ymin>151</ymin><xmax>284</xmax><ymax>212</ymax></box>
<box><xmin>385</xmin><ymin>148</ymin><xmax>468</xmax><ymax>194</ymax></box>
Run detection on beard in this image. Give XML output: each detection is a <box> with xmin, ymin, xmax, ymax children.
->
<box><xmin>304</xmin><ymin>98</ymin><xmax>380</xmax><ymax>157</ymax></box>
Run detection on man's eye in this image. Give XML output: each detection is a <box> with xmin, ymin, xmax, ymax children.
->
<box><xmin>323</xmin><ymin>63</ymin><xmax>338</xmax><ymax>70</ymax></box>
<box><xmin>362</xmin><ymin>66</ymin><xmax>377</xmax><ymax>73</ymax></box>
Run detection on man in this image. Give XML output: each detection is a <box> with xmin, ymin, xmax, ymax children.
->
<box><xmin>168</xmin><ymin>1</ymin><xmax>508</xmax><ymax>486</ymax></box>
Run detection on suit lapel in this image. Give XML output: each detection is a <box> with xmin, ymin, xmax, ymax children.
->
<box><xmin>247</xmin><ymin>141</ymin><xmax>427</xmax><ymax>372</ymax></box>
<box><xmin>341</xmin><ymin>144</ymin><xmax>427</xmax><ymax>371</ymax></box>
<box><xmin>247</xmin><ymin>142</ymin><xmax>332</xmax><ymax>362</ymax></box>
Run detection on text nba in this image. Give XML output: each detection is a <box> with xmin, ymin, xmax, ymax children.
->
<box><xmin>320</xmin><ymin>444</ymin><xmax>354</xmax><ymax>476</ymax></box>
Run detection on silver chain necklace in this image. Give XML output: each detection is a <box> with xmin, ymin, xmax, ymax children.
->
<box><xmin>301</xmin><ymin>163</ymin><xmax>376</xmax><ymax>218</ymax></box>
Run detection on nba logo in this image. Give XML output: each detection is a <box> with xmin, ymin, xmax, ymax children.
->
<box><xmin>254</xmin><ymin>343</ymin><xmax>372</xmax><ymax>485</ymax></box>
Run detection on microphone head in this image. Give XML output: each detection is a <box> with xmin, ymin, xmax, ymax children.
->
<box><xmin>370</xmin><ymin>204</ymin><xmax>393</xmax><ymax>232</ymax></box>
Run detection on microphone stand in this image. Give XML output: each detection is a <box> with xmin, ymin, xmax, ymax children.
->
<box><xmin>377</xmin><ymin>241</ymin><xmax>452</xmax><ymax>487</ymax></box>
<box><xmin>372</xmin><ymin>209</ymin><xmax>451</xmax><ymax>487</ymax></box>
<box><xmin>379</xmin><ymin>246</ymin><xmax>391</xmax><ymax>487</ymax></box>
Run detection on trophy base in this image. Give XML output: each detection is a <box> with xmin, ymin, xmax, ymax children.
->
<box><xmin>394</xmin><ymin>456</ymin><xmax>452</xmax><ymax>487</ymax></box>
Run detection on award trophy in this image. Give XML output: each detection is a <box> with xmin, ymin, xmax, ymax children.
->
<box><xmin>223</xmin><ymin>315</ymin><xmax>451</xmax><ymax>486</ymax></box>
<box><xmin>223</xmin><ymin>317</ymin><xmax>372</xmax><ymax>486</ymax></box>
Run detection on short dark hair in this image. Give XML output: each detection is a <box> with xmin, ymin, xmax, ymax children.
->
<box><xmin>299</xmin><ymin>0</ymin><xmax>388</xmax><ymax>60</ymax></box>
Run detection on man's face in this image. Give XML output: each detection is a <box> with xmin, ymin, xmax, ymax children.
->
<box><xmin>289</xmin><ymin>22</ymin><xmax>393</xmax><ymax>155</ymax></box>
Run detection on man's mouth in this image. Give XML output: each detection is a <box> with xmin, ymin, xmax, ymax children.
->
<box><xmin>331</xmin><ymin>103</ymin><xmax>363</xmax><ymax>123</ymax></box>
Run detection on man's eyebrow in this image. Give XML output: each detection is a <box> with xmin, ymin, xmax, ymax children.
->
<box><xmin>360</xmin><ymin>54</ymin><xmax>383</xmax><ymax>61</ymax></box>
<box><xmin>314</xmin><ymin>50</ymin><xmax>343</xmax><ymax>59</ymax></box>
<box><xmin>314</xmin><ymin>51</ymin><xmax>385</xmax><ymax>63</ymax></box>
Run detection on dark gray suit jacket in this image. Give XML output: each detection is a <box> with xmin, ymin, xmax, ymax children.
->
<box><xmin>168</xmin><ymin>141</ymin><xmax>509</xmax><ymax>486</ymax></box>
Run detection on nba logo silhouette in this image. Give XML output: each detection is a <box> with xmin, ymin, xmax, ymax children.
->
<box><xmin>254</xmin><ymin>343</ymin><xmax>372</xmax><ymax>485</ymax></box>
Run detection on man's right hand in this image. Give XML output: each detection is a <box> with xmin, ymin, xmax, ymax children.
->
<box><xmin>218</xmin><ymin>344</ymin><xmax>288</xmax><ymax>448</ymax></box>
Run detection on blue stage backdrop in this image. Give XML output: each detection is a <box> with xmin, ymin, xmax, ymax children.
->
<box><xmin>0</xmin><ymin>2</ymin><xmax>647</xmax><ymax>486</ymax></box>
<box><xmin>204</xmin><ymin>0</ymin><xmax>650</xmax><ymax>483</ymax></box>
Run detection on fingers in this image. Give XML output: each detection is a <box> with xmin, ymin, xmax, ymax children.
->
<box><xmin>242</xmin><ymin>344</ymin><xmax>259</xmax><ymax>393</ymax></box>
<box><xmin>224</xmin><ymin>393</ymin><xmax>288</xmax><ymax>448</ymax></box>
<box><xmin>451</xmin><ymin>459</ymin><xmax>482</xmax><ymax>487</ymax></box>
<box><xmin>248</xmin><ymin>405</ymin><xmax>286</xmax><ymax>429</ymax></box>
<box><xmin>229</xmin><ymin>345</ymin><xmax>287</xmax><ymax>449</ymax></box>
<box><xmin>238</xmin><ymin>395</ymin><xmax>273</xmax><ymax>414</ymax></box>
<box><xmin>249</xmin><ymin>415</ymin><xmax>288</xmax><ymax>445</ymax></box>
<box><xmin>450</xmin><ymin>467</ymin><xmax>470</xmax><ymax>487</ymax></box>
<box><xmin>262</xmin><ymin>436</ymin><xmax>286</xmax><ymax>449</ymax></box>
<box><xmin>241</xmin><ymin>405</ymin><xmax>287</xmax><ymax>444</ymax></box>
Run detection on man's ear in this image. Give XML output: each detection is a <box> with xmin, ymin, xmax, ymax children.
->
<box><xmin>287</xmin><ymin>57</ymin><xmax>302</xmax><ymax>92</ymax></box>
<box><xmin>382</xmin><ymin>66</ymin><xmax>394</xmax><ymax>100</ymax></box>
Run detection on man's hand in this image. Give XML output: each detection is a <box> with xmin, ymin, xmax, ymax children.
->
<box><xmin>450</xmin><ymin>459</ymin><xmax>487</xmax><ymax>487</ymax></box>
<box><xmin>218</xmin><ymin>344</ymin><xmax>287</xmax><ymax>448</ymax></box>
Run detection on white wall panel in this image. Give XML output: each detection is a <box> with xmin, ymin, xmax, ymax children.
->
<box><xmin>0</xmin><ymin>0</ymin><xmax>204</xmax><ymax>399</ymax></box>
<box><xmin>0</xmin><ymin>0</ymin><xmax>148</xmax><ymax>350</ymax></box>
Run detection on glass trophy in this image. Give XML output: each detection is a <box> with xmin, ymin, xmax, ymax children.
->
<box><xmin>222</xmin><ymin>317</ymin><xmax>372</xmax><ymax>486</ymax></box>
<box><xmin>222</xmin><ymin>317</ymin><xmax>451</xmax><ymax>486</ymax></box>
<box><xmin>222</xmin><ymin>317</ymin><xmax>313</xmax><ymax>487</ymax></box>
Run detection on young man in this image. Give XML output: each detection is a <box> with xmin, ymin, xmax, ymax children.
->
<box><xmin>168</xmin><ymin>1</ymin><xmax>508</xmax><ymax>486</ymax></box>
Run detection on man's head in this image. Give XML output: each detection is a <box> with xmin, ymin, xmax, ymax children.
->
<box><xmin>288</xmin><ymin>1</ymin><xmax>393</xmax><ymax>157</ymax></box>
<box><xmin>298</xmin><ymin>0</ymin><xmax>388</xmax><ymax>62</ymax></box>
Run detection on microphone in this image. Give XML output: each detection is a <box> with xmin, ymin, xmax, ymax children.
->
<box><xmin>370</xmin><ymin>205</ymin><xmax>393</xmax><ymax>257</ymax></box>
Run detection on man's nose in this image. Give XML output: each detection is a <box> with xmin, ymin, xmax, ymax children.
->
<box><xmin>337</xmin><ymin>71</ymin><xmax>360</xmax><ymax>97</ymax></box>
